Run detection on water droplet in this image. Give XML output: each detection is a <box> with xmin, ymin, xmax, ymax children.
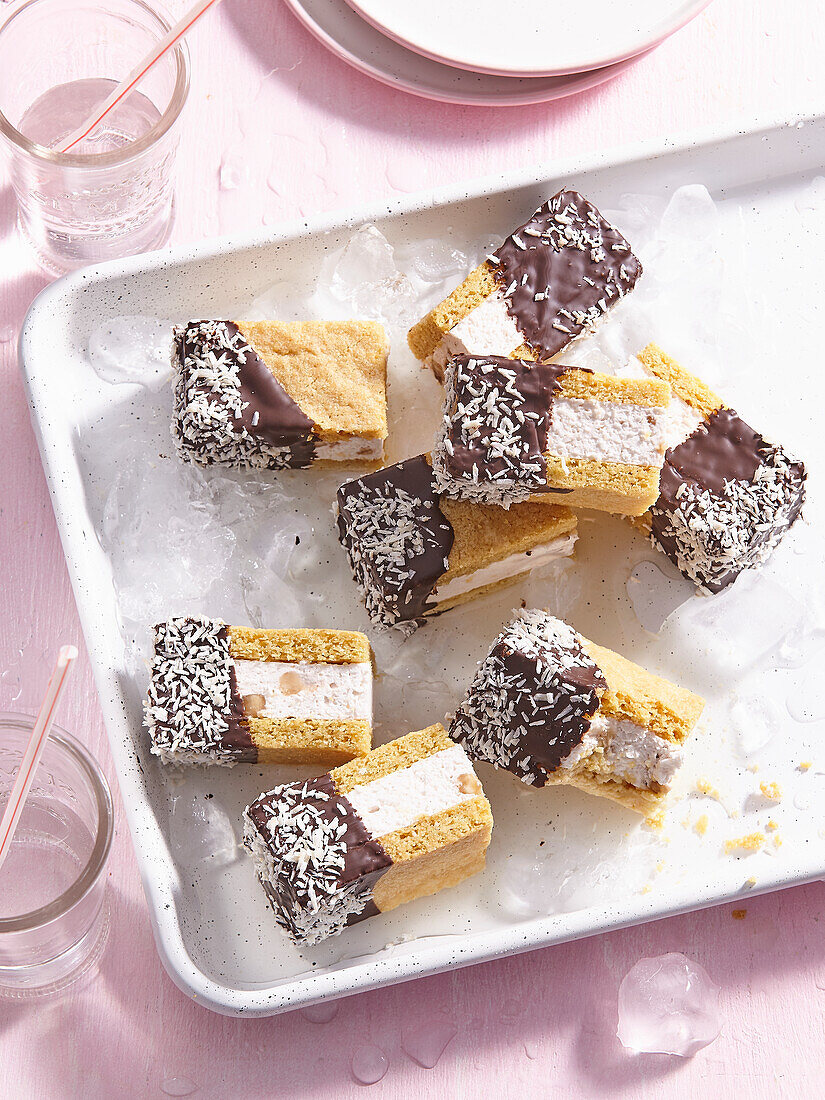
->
<box><xmin>524</xmin><ymin>1039</ymin><xmax>540</xmax><ymax>1059</ymax></box>
<box><xmin>161</xmin><ymin>1079</ymin><xmax>198</xmax><ymax>1097</ymax></box>
<box><xmin>301</xmin><ymin>1000</ymin><xmax>339</xmax><ymax>1024</ymax></box>
<box><xmin>0</xmin><ymin>323</ymin><xmax>15</xmax><ymax>344</ymax></box>
<box><xmin>219</xmin><ymin>152</ymin><xmax>247</xmax><ymax>191</ymax></box>
<box><xmin>351</xmin><ymin>1043</ymin><xmax>388</xmax><ymax>1085</ymax></box>
<box><xmin>794</xmin><ymin>792</ymin><xmax>811</xmax><ymax>811</ymax></box>
<box><xmin>786</xmin><ymin>688</ymin><xmax>825</xmax><ymax>724</ymax></box>
<box><xmin>401</xmin><ymin>1022</ymin><xmax>456</xmax><ymax>1068</ymax></box>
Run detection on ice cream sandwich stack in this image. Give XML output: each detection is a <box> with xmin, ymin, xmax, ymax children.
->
<box><xmin>145</xmin><ymin>617</ymin><xmax>373</xmax><ymax>766</ymax></box>
<box><xmin>432</xmin><ymin>353</ymin><xmax>672</xmax><ymax>514</ymax></box>
<box><xmin>449</xmin><ymin>610</ymin><xmax>704</xmax><ymax>816</ymax></box>
<box><xmin>243</xmin><ymin>723</ymin><xmax>493</xmax><ymax>945</ymax></box>
<box><xmin>335</xmin><ymin>454</ymin><xmax>578</xmax><ymax>631</ymax></box>
<box><xmin>408</xmin><ymin>189</ymin><xmax>642</xmax><ymax>380</ymax></box>
<box><xmin>627</xmin><ymin>344</ymin><xmax>807</xmax><ymax>593</ymax></box>
<box><xmin>172</xmin><ymin>320</ymin><xmax>388</xmax><ymax>469</ymax></box>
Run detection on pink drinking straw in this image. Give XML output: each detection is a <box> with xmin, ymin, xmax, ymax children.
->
<box><xmin>56</xmin><ymin>0</ymin><xmax>224</xmax><ymax>154</ymax></box>
<box><xmin>0</xmin><ymin>645</ymin><xmax>78</xmax><ymax>873</ymax></box>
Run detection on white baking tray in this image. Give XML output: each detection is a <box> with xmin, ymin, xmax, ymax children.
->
<box><xmin>20</xmin><ymin>113</ymin><xmax>825</xmax><ymax>1017</ymax></box>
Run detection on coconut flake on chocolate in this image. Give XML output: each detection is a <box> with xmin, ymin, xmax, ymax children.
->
<box><xmin>650</xmin><ymin>409</ymin><xmax>806</xmax><ymax>593</ymax></box>
<box><xmin>243</xmin><ymin>775</ymin><xmax>391</xmax><ymax>945</ymax></box>
<box><xmin>172</xmin><ymin>320</ymin><xmax>317</xmax><ymax>470</ymax></box>
<box><xmin>490</xmin><ymin>190</ymin><xmax>641</xmax><ymax>359</ymax></box>
<box><xmin>336</xmin><ymin>455</ymin><xmax>455</xmax><ymax>631</ymax></box>
<box><xmin>144</xmin><ymin>616</ymin><xmax>256</xmax><ymax>766</ymax></box>
<box><xmin>432</xmin><ymin>355</ymin><xmax>574</xmax><ymax>506</ymax></box>
<box><xmin>449</xmin><ymin>609</ymin><xmax>606</xmax><ymax>786</ymax></box>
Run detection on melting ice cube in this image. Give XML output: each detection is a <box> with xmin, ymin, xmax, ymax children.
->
<box><xmin>617</xmin><ymin>953</ymin><xmax>721</xmax><ymax>1057</ymax></box>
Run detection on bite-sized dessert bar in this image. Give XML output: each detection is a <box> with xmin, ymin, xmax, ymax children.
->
<box><xmin>172</xmin><ymin>319</ymin><xmax>388</xmax><ymax>469</ymax></box>
<box><xmin>432</xmin><ymin>353</ymin><xmax>671</xmax><ymax>514</ymax></box>
<box><xmin>243</xmin><ymin>723</ymin><xmax>493</xmax><ymax>945</ymax></box>
<box><xmin>144</xmin><ymin>617</ymin><xmax>373</xmax><ymax>766</ymax></box>
<box><xmin>626</xmin><ymin>344</ymin><xmax>807</xmax><ymax>593</ymax></box>
<box><xmin>408</xmin><ymin>189</ymin><xmax>641</xmax><ymax>380</ymax></box>
<box><xmin>449</xmin><ymin>609</ymin><xmax>704</xmax><ymax>816</ymax></box>
<box><xmin>335</xmin><ymin>454</ymin><xmax>577</xmax><ymax>631</ymax></box>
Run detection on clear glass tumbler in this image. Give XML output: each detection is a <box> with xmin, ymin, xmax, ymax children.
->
<box><xmin>0</xmin><ymin>712</ymin><xmax>114</xmax><ymax>997</ymax></box>
<box><xmin>0</xmin><ymin>0</ymin><xmax>189</xmax><ymax>274</ymax></box>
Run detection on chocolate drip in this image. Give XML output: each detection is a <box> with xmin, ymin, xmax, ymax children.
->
<box><xmin>224</xmin><ymin>322</ymin><xmax>317</xmax><ymax>465</ymax></box>
<box><xmin>491</xmin><ymin>190</ymin><xmax>641</xmax><ymax>359</ymax></box>
<box><xmin>223</xmin><ymin>639</ymin><xmax>258</xmax><ymax>762</ymax></box>
<box><xmin>444</xmin><ymin>355</ymin><xmax>575</xmax><ymax>491</ymax></box>
<box><xmin>248</xmin><ymin>775</ymin><xmax>392</xmax><ymax>938</ymax></box>
<box><xmin>337</xmin><ymin>455</ymin><xmax>455</xmax><ymax>626</ymax></box>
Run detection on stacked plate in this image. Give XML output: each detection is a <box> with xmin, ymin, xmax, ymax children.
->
<box><xmin>282</xmin><ymin>0</ymin><xmax>712</xmax><ymax>106</ymax></box>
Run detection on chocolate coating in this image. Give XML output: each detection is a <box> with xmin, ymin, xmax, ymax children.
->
<box><xmin>248</xmin><ymin>775</ymin><xmax>392</xmax><ymax>937</ymax></box>
<box><xmin>491</xmin><ymin>190</ymin><xmax>641</xmax><ymax>358</ymax></box>
<box><xmin>651</xmin><ymin>408</ymin><xmax>807</xmax><ymax>593</ymax></box>
<box><xmin>223</xmin><ymin>321</ymin><xmax>317</xmax><ymax>467</ymax></box>
<box><xmin>443</xmin><ymin>355</ymin><xmax>575</xmax><ymax>491</ymax></box>
<box><xmin>337</xmin><ymin>455</ymin><xmax>455</xmax><ymax>626</ymax></box>
<box><xmin>221</xmin><ymin>630</ymin><xmax>258</xmax><ymax>761</ymax></box>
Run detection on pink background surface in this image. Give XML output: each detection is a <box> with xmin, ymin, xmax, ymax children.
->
<box><xmin>1</xmin><ymin>0</ymin><xmax>824</xmax><ymax>1095</ymax></box>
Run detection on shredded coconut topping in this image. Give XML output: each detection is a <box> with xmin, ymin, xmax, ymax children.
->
<box><xmin>651</xmin><ymin>444</ymin><xmax>806</xmax><ymax>593</ymax></box>
<box><xmin>172</xmin><ymin>320</ymin><xmax>315</xmax><ymax>470</ymax></box>
<box><xmin>144</xmin><ymin>616</ymin><xmax>252</xmax><ymax>766</ymax></box>
<box><xmin>336</xmin><ymin>459</ymin><xmax>453</xmax><ymax>632</ymax></box>
<box><xmin>449</xmin><ymin>609</ymin><xmax>605</xmax><ymax>786</ymax></box>
<box><xmin>243</xmin><ymin>779</ymin><xmax>379</xmax><ymax>945</ymax></box>
<box><xmin>432</xmin><ymin>357</ymin><xmax>549</xmax><ymax>506</ymax></box>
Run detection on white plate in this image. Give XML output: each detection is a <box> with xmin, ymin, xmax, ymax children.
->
<box><xmin>343</xmin><ymin>0</ymin><xmax>712</xmax><ymax>77</ymax></box>
<box><xmin>283</xmin><ymin>0</ymin><xmax>650</xmax><ymax>106</ymax></box>
<box><xmin>20</xmin><ymin>113</ymin><xmax>825</xmax><ymax>1017</ymax></box>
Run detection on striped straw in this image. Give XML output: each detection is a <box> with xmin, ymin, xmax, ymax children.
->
<box><xmin>0</xmin><ymin>645</ymin><xmax>78</xmax><ymax>873</ymax></box>
<box><xmin>57</xmin><ymin>0</ymin><xmax>223</xmax><ymax>154</ymax></box>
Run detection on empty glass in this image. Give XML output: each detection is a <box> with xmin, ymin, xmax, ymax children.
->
<box><xmin>0</xmin><ymin>0</ymin><xmax>190</xmax><ymax>273</ymax></box>
<box><xmin>0</xmin><ymin>712</ymin><xmax>113</xmax><ymax>997</ymax></box>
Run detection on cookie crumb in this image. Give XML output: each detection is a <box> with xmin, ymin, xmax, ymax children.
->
<box><xmin>799</xmin><ymin>761</ymin><xmax>812</xmax><ymax>772</ymax></box>
<box><xmin>759</xmin><ymin>781</ymin><xmax>782</xmax><ymax>802</ymax></box>
<box><xmin>693</xmin><ymin>814</ymin><xmax>709</xmax><ymax>836</ymax></box>
<box><xmin>732</xmin><ymin>908</ymin><xmax>747</xmax><ymax>920</ymax></box>
<box><xmin>725</xmin><ymin>832</ymin><xmax>765</xmax><ymax>854</ymax></box>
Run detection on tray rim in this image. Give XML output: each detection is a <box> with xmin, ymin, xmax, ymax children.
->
<box><xmin>19</xmin><ymin>107</ymin><xmax>825</xmax><ymax>1017</ymax></box>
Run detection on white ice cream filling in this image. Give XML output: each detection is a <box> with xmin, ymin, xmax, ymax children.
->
<box><xmin>313</xmin><ymin>437</ymin><xmax>384</xmax><ymax>462</ymax></box>
<box><xmin>425</xmin><ymin>289</ymin><xmax>523</xmax><ymax>375</ymax></box>
<box><xmin>560</xmin><ymin>711</ymin><xmax>682</xmax><ymax>790</ymax></box>
<box><xmin>232</xmin><ymin>659</ymin><xmax>372</xmax><ymax>721</ymax></box>
<box><xmin>345</xmin><ymin>744</ymin><xmax>480</xmax><ymax>838</ymax></box>
<box><xmin>616</xmin><ymin>356</ymin><xmax>705</xmax><ymax>452</ymax></box>
<box><xmin>432</xmin><ymin>531</ymin><xmax>577</xmax><ymax>605</ymax></box>
<box><xmin>544</xmin><ymin>396</ymin><xmax>668</xmax><ymax>467</ymax></box>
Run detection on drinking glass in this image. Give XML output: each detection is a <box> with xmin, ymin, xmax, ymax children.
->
<box><xmin>0</xmin><ymin>712</ymin><xmax>114</xmax><ymax>997</ymax></box>
<box><xmin>0</xmin><ymin>0</ymin><xmax>190</xmax><ymax>273</ymax></box>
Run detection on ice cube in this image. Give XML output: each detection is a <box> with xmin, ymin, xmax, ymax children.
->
<box><xmin>617</xmin><ymin>953</ymin><xmax>721</xmax><ymax>1057</ymax></box>
<box><xmin>319</xmin><ymin>225</ymin><xmax>417</xmax><ymax>325</ymax></box>
<box><xmin>662</xmin><ymin>573</ymin><xmax>804</xmax><ymax>678</ymax></box>
<box><xmin>497</xmin><ymin>853</ymin><xmax>559</xmax><ymax>918</ymax></box>
<box><xmin>88</xmin><ymin>315</ymin><xmax>172</xmax><ymax>390</ymax></box>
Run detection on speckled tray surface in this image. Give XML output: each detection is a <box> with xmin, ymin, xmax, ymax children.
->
<box><xmin>20</xmin><ymin>114</ymin><xmax>825</xmax><ymax>1017</ymax></box>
